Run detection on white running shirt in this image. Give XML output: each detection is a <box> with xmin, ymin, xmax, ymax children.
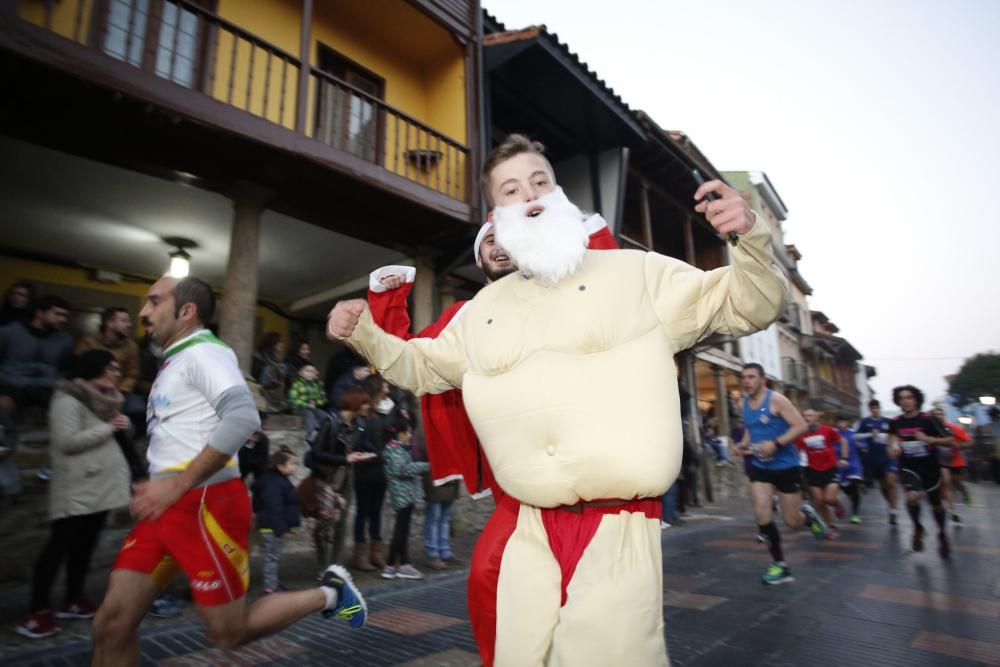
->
<box><xmin>146</xmin><ymin>329</ymin><xmax>246</xmax><ymax>475</ymax></box>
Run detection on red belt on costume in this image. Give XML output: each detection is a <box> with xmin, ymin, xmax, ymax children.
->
<box><xmin>550</xmin><ymin>496</ymin><xmax>662</xmax><ymax>517</ymax></box>
<box><xmin>537</xmin><ymin>496</ymin><xmax>662</xmax><ymax>606</ymax></box>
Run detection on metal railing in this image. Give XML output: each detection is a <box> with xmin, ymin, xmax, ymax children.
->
<box><xmin>12</xmin><ymin>0</ymin><xmax>469</xmax><ymax>203</ymax></box>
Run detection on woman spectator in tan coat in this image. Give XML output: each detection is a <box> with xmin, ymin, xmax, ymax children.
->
<box><xmin>15</xmin><ymin>349</ymin><xmax>131</xmax><ymax>639</ymax></box>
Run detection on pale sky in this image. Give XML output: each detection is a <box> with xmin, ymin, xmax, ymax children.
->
<box><xmin>484</xmin><ymin>0</ymin><xmax>1000</xmax><ymax>405</ymax></box>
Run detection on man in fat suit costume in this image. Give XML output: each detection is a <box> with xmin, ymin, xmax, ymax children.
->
<box><xmin>327</xmin><ymin>134</ymin><xmax>787</xmax><ymax>666</ymax></box>
<box><xmin>365</xmin><ymin>143</ymin><xmax>617</xmax><ymax>665</ymax></box>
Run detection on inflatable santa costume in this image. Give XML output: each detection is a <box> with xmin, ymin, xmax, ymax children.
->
<box><xmin>338</xmin><ymin>189</ymin><xmax>787</xmax><ymax>666</ymax></box>
<box><xmin>367</xmin><ymin>215</ymin><xmax>616</xmax><ymax>667</ymax></box>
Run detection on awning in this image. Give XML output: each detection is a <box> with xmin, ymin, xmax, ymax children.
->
<box><xmin>484</xmin><ymin>26</ymin><xmax>645</xmax><ymax>156</ymax></box>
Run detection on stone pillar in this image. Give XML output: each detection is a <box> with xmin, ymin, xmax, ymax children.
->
<box><xmin>714</xmin><ymin>366</ymin><xmax>731</xmax><ymax>441</ymax></box>
<box><xmin>218</xmin><ymin>189</ymin><xmax>267</xmax><ymax>374</ymax></box>
<box><xmin>412</xmin><ymin>258</ymin><xmax>435</xmax><ymax>333</ymax></box>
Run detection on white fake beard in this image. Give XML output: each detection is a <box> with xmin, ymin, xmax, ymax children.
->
<box><xmin>493</xmin><ymin>187</ymin><xmax>589</xmax><ymax>287</ymax></box>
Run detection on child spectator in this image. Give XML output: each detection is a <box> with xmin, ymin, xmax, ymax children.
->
<box><xmin>287</xmin><ymin>364</ymin><xmax>328</xmax><ymax>436</ymax></box>
<box><xmin>381</xmin><ymin>412</ymin><xmax>429</xmax><ymax>580</ymax></box>
<box><xmin>252</xmin><ymin>449</ymin><xmax>301</xmax><ymax>594</ymax></box>
<box><xmin>238</xmin><ymin>412</ymin><xmax>270</xmax><ymax>482</ymax></box>
<box><xmin>417</xmin><ymin>432</ymin><xmax>459</xmax><ymax>570</ymax></box>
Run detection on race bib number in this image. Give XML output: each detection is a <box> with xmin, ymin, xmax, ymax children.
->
<box><xmin>750</xmin><ymin>442</ymin><xmax>774</xmax><ymax>463</ymax></box>
<box><xmin>803</xmin><ymin>434</ymin><xmax>827</xmax><ymax>450</ymax></box>
<box><xmin>874</xmin><ymin>432</ymin><xmax>888</xmax><ymax>445</ymax></box>
<box><xmin>901</xmin><ymin>441</ymin><xmax>929</xmax><ymax>457</ymax></box>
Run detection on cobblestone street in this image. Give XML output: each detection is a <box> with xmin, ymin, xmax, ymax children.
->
<box><xmin>4</xmin><ymin>481</ymin><xmax>1000</xmax><ymax>666</ymax></box>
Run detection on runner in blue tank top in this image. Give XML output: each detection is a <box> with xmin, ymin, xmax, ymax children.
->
<box><xmin>855</xmin><ymin>399</ymin><xmax>899</xmax><ymax>526</ymax></box>
<box><xmin>736</xmin><ymin>363</ymin><xmax>826</xmax><ymax>585</ymax></box>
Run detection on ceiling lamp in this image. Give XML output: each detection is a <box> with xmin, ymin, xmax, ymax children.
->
<box><xmin>163</xmin><ymin>236</ymin><xmax>198</xmax><ymax>278</ymax></box>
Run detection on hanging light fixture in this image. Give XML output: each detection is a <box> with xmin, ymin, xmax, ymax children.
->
<box><xmin>163</xmin><ymin>237</ymin><xmax>198</xmax><ymax>278</ymax></box>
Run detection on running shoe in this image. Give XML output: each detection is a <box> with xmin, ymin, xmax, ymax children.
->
<box><xmin>321</xmin><ymin>564</ymin><xmax>367</xmax><ymax>629</ymax></box>
<box><xmin>950</xmin><ymin>512</ymin><xmax>961</xmax><ymax>523</ymax></box>
<box><xmin>938</xmin><ymin>533</ymin><xmax>951</xmax><ymax>559</ymax></box>
<box><xmin>660</xmin><ymin>521</ymin><xmax>672</xmax><ymax>530</ymax></box>
<box><xmin>824</xmin><ymin>526</ymin><xmax>840</xmax><ymax>541</ymax></box>
<box><xmin>962</xmin><ymin>491</ymin><xmax>972</xmax><ymax>505</ymax></box>
<box><xmin>395</xmin><ymin>564</ymin><xmax>424</xmax><ymax>580</ymax></box>
<box><xmin>15</xmin><ymin>610</ymin><xmax>61</xmax><ymax>639</ymax></box>
<box><xmin>834</xmin><ymin>502</ymin><xmax>846</xmax><ymax>520</ymax></box>
<box><xmin>56</xmin><ymin>598</ymin><xmax>98</xmax><ymax>619</ymax></box>
<box><xmin>379</xmin><ymin>566</ymin><xmax>398</xmax><ymax>580</ymax></box>
<box><xmin>761</xmin><ymin>563</ymin><xmax>794</xmax><ymax>586</ymax></box>
<box><xmin>802</xmin><ymin>503</ymin><xmax>827</xmax><ymax>540</ymax></box>
<box><xmin>850</xmin><ymin>515</ymin><xmax>862</xmax><ymax>525</ymax></box>
<box><xmin>912</xmin><ymin>525</ymin><xmax>925</xmax><ymax>552</ymax></box>
<box><xmin>150</xmin><ymin>594</ymin><xmax>184</xmax><ymax>618</ymax></box>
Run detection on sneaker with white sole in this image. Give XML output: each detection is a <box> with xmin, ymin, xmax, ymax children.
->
<box><xmin>320</xmin><ymin>564</ymin><xmax>367</xmax><ymax>629</ymax></box>
<box><xmin>762</xmin><ymin>562</ymin><xmax>794</xmax><ymax>585</ymax></box>
<box><xmin>16</xmin><ymin>610</ymin><xmax>61</xmax><ymax>639</ymax></box>
<box><xmin>380</xmin><ymin>566</ymin><xmax>398</xmax><ymax>579</ymax></box>
<box><xmin>395</xmin><ymin>564</ymin><xmax>423</xmax><ymax>580</ymax></box>
<box><xmin>56</xmin><ymin>598</ymin><xmax>98</xmax><ymax>619</ymax></box>
<box><xmin>801</xmin><ymin>502</ymin><xmax>827</xmax><ymax>540</ymax></box>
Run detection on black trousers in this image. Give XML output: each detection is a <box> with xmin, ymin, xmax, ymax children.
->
<box><xmin>353</xmin><ymin>479</ymin><xmax>386</xmax><ymax>543</ymax></box>
<box><xmin>388</xmin><ymin>504</ymin><xmax>414</xmax><ymax>566</ymax></box>
<box><xmin>31</xmin><ymin>511</ymin><xmax>108</xmax><ymax>612</ymax></box>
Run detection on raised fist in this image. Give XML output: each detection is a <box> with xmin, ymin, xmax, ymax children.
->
<box><xmin>327</xmin><ymin>299</ymin><xmax>367</xmax><ymax>340</ymax></box>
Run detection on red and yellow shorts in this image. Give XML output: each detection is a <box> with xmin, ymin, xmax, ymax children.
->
<box><xmin>113</xmin><ymin>478</ymin><xmax>251</xmax><ymax>607</ymax></box>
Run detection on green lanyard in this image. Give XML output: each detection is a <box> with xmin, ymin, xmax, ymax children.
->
<box><xmin>164</xmin><ymin>330</ymin><xmax>229</xmax><ymax>360</ymax></box>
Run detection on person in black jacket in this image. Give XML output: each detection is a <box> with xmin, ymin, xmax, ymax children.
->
<box><xmin>238</xmin><ymin>413</ymin><xmax>270</xmax><ymax>482</ymax></box>
<box><xmin>253</xmin><ymin>450</ymin><xmax>301</xmax><ymax>593</ymax></box>
<box><xmin>350</xmin><ymin>375</ymin><xmax>393</xmax><ymax>572</ymax></box>
<box><xmin>306</xmin><ymin>387</ymin><xmax>374</xmax><ymax>567</ymax></box>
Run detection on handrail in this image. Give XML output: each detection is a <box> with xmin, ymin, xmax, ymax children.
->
<box><xmin>12</xmin><ymin>0</ymin><xmax>470</xmax><ymax>204</ymax></box>
<box><xmin>309</xmin><ymin>66</ymin><xmax>465</xmax><ymax>150</ymax></box>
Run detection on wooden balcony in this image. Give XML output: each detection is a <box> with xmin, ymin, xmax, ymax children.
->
<box><xmin>0</xmin><ymin>0</ymin><xmax>474</xmax><ymax>238</ymax></box>
<box><xmin>808</xmin><ymin>376</ymin><xmax>859</xmax><ymax>416</ymax></box>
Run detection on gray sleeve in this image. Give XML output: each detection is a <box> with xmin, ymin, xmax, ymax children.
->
<box><xmin>208</xmin><ymin>385</ymin><xmax>261</xmax><ymax>456</ymax></box>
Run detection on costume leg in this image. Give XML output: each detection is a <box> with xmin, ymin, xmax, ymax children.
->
<box><xmin>493</xmin><ymin>505</ymin><xmax>562</xmax><ymax>667</ymax></box>
<box><xmin>550</xmin><ymin>510</ymin><xmax>668</xmax><ymax>666</ymax></box>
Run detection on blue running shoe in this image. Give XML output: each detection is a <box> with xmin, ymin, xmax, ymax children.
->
<box><xmin>321</xmin><ymin>564</ymin><xmax>367</xmax><ymax>629</ymax></box>
<box><xmin>802</xmin><ymin>502</ymin><xmax>826</xmax><ymax>540</ymax></box>
<box><xmin>762</xmin><ymin>563</ymin><xmax>794</xmax><ymax>585</ymax></box>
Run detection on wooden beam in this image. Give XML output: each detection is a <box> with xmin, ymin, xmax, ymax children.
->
<box><xmin>639</xmin><ymin>181</ymin><xmax>653</xmax><ymax>249</ymax></box>
<box><xmin>683</xmin><ymin>215</ymin><xmax>696</xmax><ymax>265</ymax></box>
<box><xmin>295</xmin><ymin>0</ymin><xmax>313</xmax><ymax>134</ymax></box>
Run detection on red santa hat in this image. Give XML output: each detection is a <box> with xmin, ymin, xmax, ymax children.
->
<box><xmin>473</xmin><ymin>221</ymin><xmax>493</xmax><ymax>268</ymax></box>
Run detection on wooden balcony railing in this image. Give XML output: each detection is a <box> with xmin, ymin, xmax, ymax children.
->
<box><xmin>808</xmin><ymin>376</ymin><xmax>858</xmax><ymax>411</ymax></box>
<box><xmin>11</xmin><ymin>0</ymin><xmax>469</xmax><ymax>204</ymax></box>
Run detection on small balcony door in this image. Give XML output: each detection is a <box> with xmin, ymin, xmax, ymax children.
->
<box><xmin>97</xmin><ymin>0</ymin><xmax>214</xmax><ymax>90</ymax></box>
<box><xmin>314</xmin><ymin>44</ymin><xmax>385</xmax><ymax>165</ymax></box>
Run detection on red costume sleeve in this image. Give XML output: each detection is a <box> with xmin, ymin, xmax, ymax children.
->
<box><xmin>367</xmin><ymin>282</ymin><xmax>416</xmax><ymax>341</ymax></box>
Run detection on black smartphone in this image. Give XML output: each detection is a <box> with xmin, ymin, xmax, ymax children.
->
<box><xmin>692</xmin><ymin>169</ymin><xmax>738</xmax><ymax>246</ymax></box>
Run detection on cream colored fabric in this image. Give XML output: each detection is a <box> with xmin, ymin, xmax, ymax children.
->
<box><xmin>494</xmin><ymin>506</ymin><xmax>669</xmax><ymax>666</ymax></box>
<box><xmin>343</xmin><ymin>214</ymin><xmax>787</xmax><ymax>508</ymax></box>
